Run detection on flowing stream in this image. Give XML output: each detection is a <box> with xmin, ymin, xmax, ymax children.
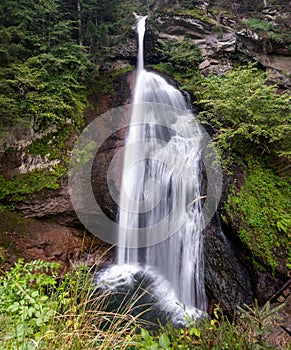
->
<box><xmin>96</xmin><ymin>15</ymin><xmax>207</xmax><ymax>323</ymax></box>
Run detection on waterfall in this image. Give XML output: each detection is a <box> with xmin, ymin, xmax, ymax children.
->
<box><xmin>116</xmin><ymin>16</ymin><xmax>207</xmax><ymax>311</ymax></box>
<box><xmin>136</xmin><ymin>15</ymin><xmax>147</xmax><ymax>72</ymax></box>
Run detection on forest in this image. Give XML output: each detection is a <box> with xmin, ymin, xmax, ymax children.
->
<box><xmin>0</xmin><ymin>0</ymin><xmax>290</xmax><ymax>349</ymax></box>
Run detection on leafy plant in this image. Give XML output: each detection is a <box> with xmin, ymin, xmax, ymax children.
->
<box><xmin>133</xmin><ymin>303</ymin><xmax>283</xmax><ymax>349</ymax></box>
<box><xmin>237</xmin><ymin>301</ymin><xmax>284</xmax><ymax>348</ymax></box>
<box><xmin>0</xmin><ymin>259</ymin><xmax>60</xmax><ymax>347</ymax></box>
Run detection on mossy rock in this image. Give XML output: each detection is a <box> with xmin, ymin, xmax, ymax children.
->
<box><xmin>224</xmin><ymin>161</ymin><xmax>291</xmax><ymax>272</ymax></box>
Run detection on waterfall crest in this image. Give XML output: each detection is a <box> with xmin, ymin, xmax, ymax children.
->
<box><xmin>116</xmin><ymin>16</ymin><xmax>207</xmax><ymax>311</ymax></box>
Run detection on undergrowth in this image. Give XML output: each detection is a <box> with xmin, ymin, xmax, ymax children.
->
<box><xmin>0</xmin><ymin>259</ymin><xmax>288</xmax><ymax>350</ymax></box>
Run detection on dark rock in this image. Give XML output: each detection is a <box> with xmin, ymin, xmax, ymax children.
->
<box><xmin>157</xmin><ymin>15</ymin><xmax>214</xmax><ymax>39</ymax></box>
<box><xmin>204</xmin><ymin>218</ymin><xmax>254</xmax><ymax>316</ymax></box>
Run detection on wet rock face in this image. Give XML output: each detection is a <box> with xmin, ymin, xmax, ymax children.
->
<box><xmin>204</xmin><ymin>216</ymin><xmax>290</xmax><ymax>316</ymax></box>
<box><xmin>204</xmin><ymin>219</ymin><xmax>254</xmax><ymax>316</ymax></box>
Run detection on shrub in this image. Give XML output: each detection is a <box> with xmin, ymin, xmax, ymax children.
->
<box><xmin>195</xmin><ymin>63</ymin><xmax>291</xmax><ymax>159</ymax></box>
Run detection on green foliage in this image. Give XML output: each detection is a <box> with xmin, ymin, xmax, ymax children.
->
<box><xmin>133</xmin><ymin>304</ymin><xmax>282</xmax><ymax>349</ymax></box>
<box><xmin>195</xmin><ymin>63</ymin><xmax>291</xmax><ymax>158</ymax></box>
<box><xmin>28</xmin><ymin>126</ymin><xmax>74</xmax><ymax>160</ymax></box>
<box><xmin>237</xmin><ymin>300</ymin><xmax>285</xmax><ymax>347</ymax></box>
<box><xmin>135</xmin><ymin>329</ymin><xmax>171</xmax><ymax>349</ymax></box>
<box><xmin>0</xmin><ymin>260</ymin><xmax>139</xmax><ymax>349</ymax></box>
<box><xmin>91</xmin><ymin>65</ymin><xmax>134</xmax><ymax>95</ymax></box>
<box><xmin>153</xmin><ymin>39</ymin><xmax>201</xmax><ymax>90</ymax></box>
<box><xmin>0</xmin><ymin>0</ymin><xmax>128</xmax><ymax>140</ymax></box>
<box><xmin>0</xmin><ymin>259</ymin><xmax>60</xmax><ymax>347</ymax></box>
<box><xmin>0</xmin><ymin>260</ymin><xmax>287</xmax><ymax>349</ymax></box>
<box><xmin>70</xmin><ymin>0</ymin><xmax>144</xmax><ymax>63</ymax></box>
<box><xmin>224</xmin><ymin>161</ymin><xmax>291</xmax><ymax>270</ymax></box>
<box><xmin>0</xmin><ymin>0</ymin><xmax>144</xmax><ymax>139</ymax></box>
<box><xmin>158</xmin><ymin>39</ymin><xmax>201</xmax><ymax>75</ymax></box>
<box><xmin>244</xmin><ymin>18</ymin><xmax>277</xmax><ymax>32</ymax></box>
<box><xmin>2</xmin><ymin>46</ymin><xmax>91</xmax><ymax>131</ymax></box>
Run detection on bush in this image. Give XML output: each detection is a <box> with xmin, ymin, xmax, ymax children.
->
<box><xmin>195</xmin><ymin>63</ymin><xmax>291</xmax><ymax>159</ymax></box>
<box><xmin>0</xmin><ymin>260</ymin><xmax>140</xmax><ymax>349</ymax></box>
<box><xmin>0</xmin><ymin>259</ymin><xmax>60</xmax><ymax>347</ymax></box>
<box><xmin>153</xmin><ymin>38</ymin><xmax>201</xmax><ymax>86</ymax></box>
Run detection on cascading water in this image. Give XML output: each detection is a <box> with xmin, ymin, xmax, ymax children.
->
<box><xmin>96</xmin><ymin>15</ymin><xmax>207</xmax><ymax>322</ymax></box>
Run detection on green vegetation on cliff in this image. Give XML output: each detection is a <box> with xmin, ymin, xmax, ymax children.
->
<box><xmin>153</xmin><ymin>38</ymin><xmax>201</xmax><ymax>85</ymax></box>
<box><xmin>0</xmin><ymin>0</ymin><xmax>142</xmax><ymax>210</ymax></box>
<box><xmin>191</xmin><ymin>64</ymin><xmax>290</xmax><ymax>271</ymax></box>
<box><xmin>224</xmin><ymin>161</ymin><xmax>291</xmax><ymax>270</ymax></box>
<box><xmin>195</xmin><ymin>63</ymin><xmax>290</xmax><ymax>161</ymax></box>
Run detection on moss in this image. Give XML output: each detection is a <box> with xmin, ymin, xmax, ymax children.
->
<box><xmin>90</xmin><ymin>65</ymin><xmax>134</xmax><ymax>95</ymax></box>
<box><xmin>0</xmin><ymin>125</ymin><xmax>74</xmax><ymax>209</ymax></box>
<box><xmin>224</xmin><ymin>161</ymin><xmax>291</xmax><ymax>271</ymax></box>
<box><xmin>176</xmin><ymin>8</ymin><xmax>215</xmax><ymax>24</ymax></box>
<box><xmin>0</xmin><ymin>165</ymin><xmax>66</xmax><ymax>207</ymax></box>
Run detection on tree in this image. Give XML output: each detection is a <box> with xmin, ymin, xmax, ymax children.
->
<box><xmin>0</xmin><ymin>0</ymin><xmax>92</xmax><ymax>140</ymax></box>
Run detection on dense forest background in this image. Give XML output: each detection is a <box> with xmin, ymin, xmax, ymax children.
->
<box><xmin>0</xmin><ymin>0</ymin><xmax>143</xmax><ymax>142</ymax></box>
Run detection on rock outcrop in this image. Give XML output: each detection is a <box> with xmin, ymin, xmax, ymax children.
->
<box><xmin>152</xmin><ymin>9</ymin><xmax>290</xmax><ymax>86</ymax></box>
<box><xmin>0</xmin><ymin>210</ymin><xmax>112</xmax><ymax>273</ymax></box>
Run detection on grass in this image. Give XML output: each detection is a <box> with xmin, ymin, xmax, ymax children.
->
<box><xmin>0</xmin><ymin>260</ymin><xmax>142</xmax><ymax>349</ymax></box>
<box><xmin>0</xmin><ymin>259</ymin><xmax>289</xmax><ymax>350</ymax></box>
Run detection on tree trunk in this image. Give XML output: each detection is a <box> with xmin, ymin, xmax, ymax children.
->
<box><xmin>77</xmin><ymin>0</ymin><xmax>83</xmax><ymax>46</ymax></box>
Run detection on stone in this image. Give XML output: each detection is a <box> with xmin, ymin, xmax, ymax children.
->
<box><xmin>199</xmin><ymin>59</ymin><xmax>211</xmax><ymax>70</ymax></box>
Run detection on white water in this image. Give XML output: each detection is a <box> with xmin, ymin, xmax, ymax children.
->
<box><xmin>115</xmin><ymin>16</ymin><xmax>207</xmax><ymax>313</ymax></box>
